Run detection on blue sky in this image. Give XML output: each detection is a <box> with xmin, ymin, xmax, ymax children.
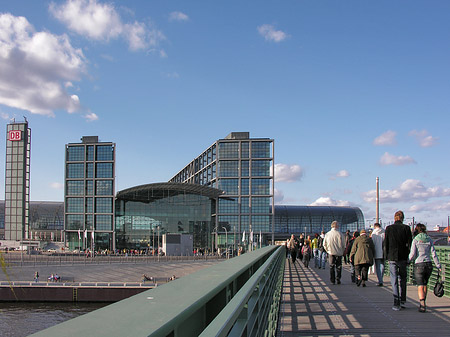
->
<box><xmin>0</xmin><ymin>0</ymin><xmax>449</xmax><ymax>227</ymax></box>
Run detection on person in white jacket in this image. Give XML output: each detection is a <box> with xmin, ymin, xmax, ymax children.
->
<box><xmin>371</xmin><ymin>223</ymin><xmax>385</xmax><ymax>286</ymax></box>
<box><xmin>323</xmin><ymin>221</ymin><xmax>346</xmax><ymax>284</ymax></box>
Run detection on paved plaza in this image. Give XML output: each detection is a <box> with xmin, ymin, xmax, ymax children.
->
<box><xmin>277</xmin><ymin>259</ymin><xmax>450</xmax><ymax>337</ymax></box>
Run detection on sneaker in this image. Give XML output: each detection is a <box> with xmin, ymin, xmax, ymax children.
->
<box><xmin>392</xmin><ymin>305</ymin><xmax>401</xmax><ymax>311</ymax></box>
<box><xmin>377</xmin><ymin>283</ymin><xmax>383</xmax><ymax>287</ymax></box>
<box><xmin>337</xmin><ymin>280</ymin><xmax>341</xmax><ymax>284</ymax></box>
<box><xmin>356</xmin><ymin>278</ymin><xmax>362</xmax><ymax>287</ymax></box>
<box><xmin>400</xmin><ymin>301</ymin><xmax>406</xmax><ymax>308</ymax></box>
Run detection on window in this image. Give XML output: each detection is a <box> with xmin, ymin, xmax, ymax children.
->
<box><xmin>251</xmin><ymin>179</ymin><xmax>270</xmax><ymax>195</ymax></box>
<box><xmin>86</xmin><ymin>146</ymin><xmax>94</xmax><ymax>161</ymax></box>
<box><xmin>96</xmin><ymin>163</ymin><xmax>113</xmax><ymax>178</ymax></box>
<box><xmin>251</xmin><ymin>160</ymin><xmax>271</xmax><ymax>177</ymax></box>
<box><xmin>86</xmin><ymin>180</ymin><xmax>93</xmax><ymax>195</ymax></box>
<box><xmin>218</xmin><ymin>199</ymin><xmax>239</xmax><ymax>214</ymax></box>
<box><xmin>241</xmin><ymin>179</ymin><xmax>249</xmax><ymax>195</ymax></box>
<box><xmin>240</xmin><ymin>197</ymin><xmax>250</xmax><ymax>213</ymax></box>
<box><xmin>95</xmin><ymin>197</ymin><xmax>113</xmax><ymax>213</ymax></box>
<box><xmin>218</xmin><ymin>179</ymin><xmax>239</xmax><ymax>195</ymax></box>
<box><xmin>241</xmin><ymin>161</ymin><xmax>249</xmax><ymax>177</ymax></box>
<box><xmin>67</xmin><ymin>163</ymin><xmax>84</xmax><ymax>178</ymax></box>
<box><xmin>252</xmin><ymin>215</ymin><xmax>270</xmax><ymax>231</ymax></box>
<box><xmin>66</xmin><ymin>214</ymin><xmax>84</xmax><ymax>230</ymax></box>
<box><xmin>96</xmin><ymin>215</ymin><xmax>112</xmax><ymax>230</ymax></box>
<box><xmin>218</xmin><ymin>142</ymin><xmax>239</xmax><ymax>159</ymax></box>
<box><xmin>86</xmin><ymin>163</ymin><xmax>94</xmax><ymax>178</ymax></box>
<box><xmin>66</xmin><ymin>198</ymin><xmax>84</xmax><ymax>213</ymax></box>
<box><xmin>96</xmin><ymin>145</ymin><xmax>114</xmax><ymax>161</ymax></box>
<box><xmin>251</xmin><ymin>197</ymin><xmax>271</xmax><ymax>213</ymax></box>
<box><xmin>96</xmin><ymin>180</ymin><xmax>113</xmax><ymax>195</ymax></box>
<box><xmin>219</xmin><ymin>161</ymin><xmax>239</xmax><ymax>177</ymax></box>
<box><xmin>85</xmin><ymin>198</ymin><xmax>93</xmax><ymax>213</ymax></box>
<box><xmin>67</xmin><ymin>181</ymin><xmax>84</xmax><ymax>196</ymax></box>
<box><xmin>67</xmin><ymin>146</ymin><xmax>84</xmax><ymax>161</ymax></box>
<box><xmin>251</xmin><ymin>142</ymin><xmax>271</xmax><ymax>158</ymax></box>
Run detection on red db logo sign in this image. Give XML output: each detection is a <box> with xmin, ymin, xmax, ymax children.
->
<box><xmin>8</xmin><ymin>130</ymin><xmax>22</xmax><ymax>141</ymax></box>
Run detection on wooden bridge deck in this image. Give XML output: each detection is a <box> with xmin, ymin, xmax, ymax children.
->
<box><xmin>277</xmin><ymin>259</ymin><xmax>450</xmax><ymax>337</ymax></box>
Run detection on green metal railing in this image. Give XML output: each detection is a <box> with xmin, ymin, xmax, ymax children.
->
<box><xmin>30</xmin><ymin>245</ymin><xmax>285</xmax><ymax>337</ymax></box>
<box><xmin>385</xmin><ymin>246</ymin><xmax>450</xmax><ymax>298</ymax></box>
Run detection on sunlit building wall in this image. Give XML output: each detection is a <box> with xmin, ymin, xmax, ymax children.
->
<box><xmin>64</xmin><ymin>136</ymin><xmax>115</xmax><ymax>251</ymax></box>
<box><xmin>170</xmin><ymin>132</ymin><xmax>275</xmax><ymax>247</ymax></box>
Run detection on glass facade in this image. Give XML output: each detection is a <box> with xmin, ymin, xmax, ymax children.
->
<box><xmin>64</xmin><ymin>137</ymin><xmax>115</xmax><ymax>251</ymax></box>
<box><xmin>169</xmin><ymin>132</ymin><xmax>275</xmax><ymax>249</ymax></box>
<box><xmin>115</xmin><ymin>183</ymin><xmax>218</xmax><ymax>251</ymax></box>
<box><xmin>4</xmin><ymin>121</ymin><xmax>30</xmax><ymax>240</ymax></box>
<box><xmin>274</xmin><ymin>205</ymin><xmax>365</xmax><ymax>237</ymax></box>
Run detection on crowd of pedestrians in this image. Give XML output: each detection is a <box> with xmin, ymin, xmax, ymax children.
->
<box><xmin>285</xmin><ymin>210</ymin><xmax>442</xmax><ymax>313</ymax></box>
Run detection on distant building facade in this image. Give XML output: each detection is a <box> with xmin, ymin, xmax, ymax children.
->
<box><xmin>170</xmin><ymin>132</ymin><xmax>275</xmax><ymax>247</ymax></box>
<box><xmin>64</xmin><ymin>136</ymin><xmax>115</xmax><ymax>251</ymax></box>
<box><xmin>4</xmin><ymin>120</ymin><xmax>31</xmax><ymax>241</ymax></box>
<box><xmin>274</xmin><ymin>205</ymin><xmax>364</xmax><ymax>239</ymax></box>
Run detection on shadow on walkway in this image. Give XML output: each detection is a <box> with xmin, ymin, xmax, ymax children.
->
<box><xmin>277</xmin><ymin>259</ymin><xmax>450</xmax><ymax>337</ymax></box>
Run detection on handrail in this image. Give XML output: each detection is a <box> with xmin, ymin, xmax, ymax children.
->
<box><xmin>30</xmin><ymin>245</ymin><xmax>283</xmax><ymax>337</ymax></box>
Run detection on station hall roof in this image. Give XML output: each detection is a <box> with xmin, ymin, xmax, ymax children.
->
<box><xmin>116</xmin><ymin>182</ymin><xmax>224</xmax><ymax>203</ymax></box>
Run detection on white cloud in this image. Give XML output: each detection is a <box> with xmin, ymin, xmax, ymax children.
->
<box><xmin>362</xmin><ymin>179</ymin><xmax>450</xmax><ymax>204</ymax></box>
<box><xmin>0</xmin><ymin>13</ymin><xmax>85</xmax><ymax>116</ymax></box>
<box><xmin>409</xmin><ymin>129</ymin><xmax>438</xmax><ymax>148</ymax></box>
<box><xmin>50</xmin><ymin>182</ymin><xmax>63</xmax><ymax>189</ymax></box>
<box><xmin>274</xmin><ymin>164</ymin><xmax>304</xmax><ymax>182</ymax></box>
<box><xmin>274</xmin><ymin>189</ymin><xmax>284</xmax><ymax>203</ymax></box>
<box><xmin>309</xmin><ymin>196</ymin><xmax>351</xmax><ymax>207</ymax></box>
<box><xmin>84</xmin><ymin>111</ymin><xmax>98</xmax><ymax>121</ymax></box>
<box><xmin>373</xmin><ymin>130</ymin><xmax>396</xmax><ymax>146</ymax></box>
<box><xmin>330</xmin><ymin>170</ymin><xmax>350</xmax><ymax>180</ymax></box>
<box><xmin>1</xmin><ymin>112</ymin><xmax>10</xmax><ymax>120</ymax></box>
<box><xmin>257</xmin><ymin>24</ymin><xmax>287</xmax><ymax>43</ymax></box>
<box><xmin>169</xmin><ymin>11</ymin><xmax>189</xmax><ymax>22</ymax></box>
<box><xmin>50</xmin><ymin>0</ymin><xmax>165</xmax><ymax>51</ymax></box>
<box><xmin>379</xmin><ymin>152</ymin><xmax>416</xmax><ymax>166</ymax></box>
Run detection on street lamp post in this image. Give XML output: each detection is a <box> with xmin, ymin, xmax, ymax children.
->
<box><xmin>222</xmin><ymin>226</ymin><xmax>228</xmax><ymax>259</ymax></box>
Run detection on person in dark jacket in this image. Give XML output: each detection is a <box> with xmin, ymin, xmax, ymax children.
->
<box><xmin>350</xmin><ymin>229</ymin><xmax>375</xmax><ymax>287</ymax></box>
<box><xmin>345</xmin><ymin>231</ymin><xmax>359</xmax><ymax>283</ymax></box>
<box><xmin>384</xmin><ymin>210</ymin><xmax>412</xmax><ymax>311</ymax></box>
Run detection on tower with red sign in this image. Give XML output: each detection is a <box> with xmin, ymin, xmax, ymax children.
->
<box><xmin>5</xmin><ymin>119</ymin><xmax>31</xmax><ymax>241</ymax></box>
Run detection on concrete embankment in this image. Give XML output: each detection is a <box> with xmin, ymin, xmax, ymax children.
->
<box><xmin>0</xmin><ymin>282</ymin><xmax>154</xmax><ymax>302</ymax></box>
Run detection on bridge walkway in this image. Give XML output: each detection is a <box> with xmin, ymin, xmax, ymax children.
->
<box><xmin>277</xmin><ymin>259</ymin><xmax>450</xmax><ymax>337</ymax></box>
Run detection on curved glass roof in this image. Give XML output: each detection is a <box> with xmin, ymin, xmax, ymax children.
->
<box><xmin>116</xmin><ymin>182</ymin><xmax>224</xmax><ymax>202</ymax></box>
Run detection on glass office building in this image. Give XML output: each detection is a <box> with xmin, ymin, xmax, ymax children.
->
<box><xmin>4</xmin><ymin>120</ymin><xmax>31</xmax><ymax>241</ymax></box>
<box><xmin>274</xmin><ymin>205</ymin><xmax>364</xmax><ymax>239</ymax></box>
<box><xmin>64</xmin><ymin>136</ymin><xmax>115</xmax><ymax>251</ymax></box>
<box><xmin>115</xmin><ymin>183</ymin><xmax>221</xmax><ymax>251</ymax></box>
<box><xmin>170</xmin><ymin>132</ymin><xmax>275</xmax><ymax>247</ymax></box>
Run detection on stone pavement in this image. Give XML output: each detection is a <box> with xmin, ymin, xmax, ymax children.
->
<box><xmin>277</xmin><ymin>259</ymin><xmax>450</xmax><ymax>337</ymax></box>
<box><xmin>0</xmin><ymin>259</ymin><xmax>221</xmax><ymax>284</ymax></box>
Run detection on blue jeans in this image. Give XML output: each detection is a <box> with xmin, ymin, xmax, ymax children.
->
<box><xmin>389</xmin><ymin>260</ymin><xmax>407</xmax><ymax>304</ymax></box>
<box><xmin>374</xmin><ymin>259</ymin><xmax>385</xmax><ymax>285</ymax></box>
<box><xmin>313</xmin><ymin>248</ymin><xmax>319</xmax><ymax>268</ymax></box>
<box><xmin>318</xmin><ymin>250</ymin><xmax>327</xmax><ymax>269</ymax></box>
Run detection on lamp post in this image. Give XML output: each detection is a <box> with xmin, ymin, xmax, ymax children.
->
<box><xmin>222</xmin><ymin>226</ymin><xmax>228</xmax><ymax>259</ymax></box>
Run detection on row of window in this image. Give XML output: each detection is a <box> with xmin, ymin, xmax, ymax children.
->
<box><xmin>218</xmin><ymin>178</ymin><xmax>271</xmax><ymax>195</ymax></box>
<box><xmin>67</xmin><ymin>163</ymin><xmax>113</xmax><ymax>179</ymax></box>
<box><xmin>66</xmin><ymin>180</ymin><xmax>113</xmax><ymax>196</ymax></box>
<box><xmin>66</xmin><ymin>197</ymin><xmax>114</xmax><ymax>214</ymax></box>
<box><xmin>217</xmin><ymin>215</ymin><xmax>271</xmax><ymax>232</ymax></box>
<box><xmin>67</xmin><ymin>145</ymin><xmax>114</xmax><ymax>162</ymax></box>
<box><xmin>218</xmin><ymin>141</ymin><xmax>272</xmax><ymax>159</ymax></box>
<box><xmin>65</xmin><ymin>214</ymin><xmax>113</xmax><ymax>231</ymax></box>
<box><xmin>218</xmin><ymin>197</ymin><xmax>272</xmax><ymax>214</ymax></box>
<box><xmin>218</xmin><ymin>160</ymin><xmax>272</xmax><ymax>177</ymax></box>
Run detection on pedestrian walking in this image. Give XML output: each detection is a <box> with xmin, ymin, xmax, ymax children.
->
<box><xmin>318</xmin><ymin>231</ymin><xmax>327</xmax><ymax>269</ymax></box>
<box><xmin>34</xmin><ymin>271</ymin><xmax>39</xmax><ymax>283</ymax></box>
<box><xmin>323</xmin><ymin>221</ymin><xmax>346</xmax><ymax>285</ymax></box>
<box><xmin>344</xmin><ymin>230</ymin><xmax>351</xmax><ymax>264</ymax></box>
<box><xmin>311</xmin><ymin>233</ymin><xmax>320</xmax><ymax>268</ymax></box>
<box><xmin>302</xmin><ymin>239</ymin><xmax>312</xmax><ymax>268</ymax></box>
<box><xmin>408</xmin><ymin>223</ymin><xmax>441</xmax><ymax>313</ymax></box>
<box><xmin>350</xmin><ymin>229</ymin><xmax>375</xmax><ymax>287</ymax></box>
<box><xmin>288</xmin><ymin>234</ymin><xmax>298</xmax><ymax>264</ymax></box>
<box><xmin>384</xmin><ymin>210</ymin><xmax>412</xmax><ymax>311</ymax></box>
<box><xmin>344</xmin><ymin>231</ymin><xmax>359</xmax><ymax>283</ymax></box>
<box><xmin>371</xmin><ymin>223</ymin><xmax>385</xmax><ymax>286</ymax></box>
